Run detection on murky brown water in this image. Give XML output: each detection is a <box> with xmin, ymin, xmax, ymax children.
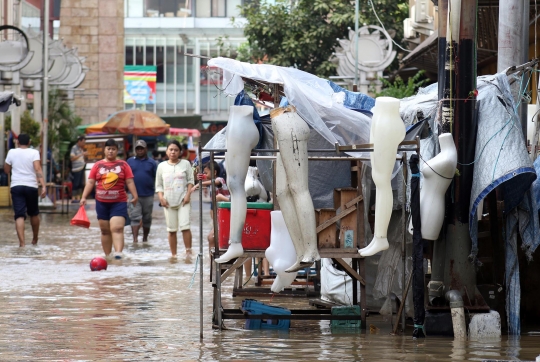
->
<box><xmin>1</xmin><ymin>196</ymin><xmax>539</xmax><ymax>361</ymax></box>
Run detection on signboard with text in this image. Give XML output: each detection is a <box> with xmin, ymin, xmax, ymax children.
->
<box><xmin>124</xmin><ymin>65</ymin><xmax>157</xmax><ymax>105</ymax></box>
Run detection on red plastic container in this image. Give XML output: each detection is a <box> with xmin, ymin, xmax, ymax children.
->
<box><xmin>217</xmin><ymin>202</ymin><xmax>273</xmax><ymax>250</ymax></box>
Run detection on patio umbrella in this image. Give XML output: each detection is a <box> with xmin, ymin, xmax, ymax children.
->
<box><xmin>102</xmin><ymin>110</ymin><xmax>170</xmax><ymax>136</ymax></box>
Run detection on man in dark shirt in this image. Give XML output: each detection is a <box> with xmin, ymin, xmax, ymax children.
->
<box><xmin>127</xmin><ymin>140</ymin><xmax>157</xmax><ymax>242</ymax></box>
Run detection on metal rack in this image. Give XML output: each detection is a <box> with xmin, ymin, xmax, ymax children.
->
<box><xmin>198</xmin><ymin>137</ymin><xmax>420</xmax><ymax>331</ymax></box>
<box><xmin>193</xmin><ymin>77</ymin><xmax>421</xmax><ymax>335</ymax></box>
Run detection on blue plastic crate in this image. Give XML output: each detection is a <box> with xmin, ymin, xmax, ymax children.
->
<box><xmin>241</xmin><ymin>299</ymin><xmax>291</xmax><ymax>330</ymax></box>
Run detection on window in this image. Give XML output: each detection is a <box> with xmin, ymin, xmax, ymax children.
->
<box><xmin>211</xmin><ymin>0</ymin><xmax>225</xmax><ymax>17</ymax></box>
<box><xmin>126</xmin><ymin>0</ymin><xmax>193</xmax><ymax>17</ymax></box>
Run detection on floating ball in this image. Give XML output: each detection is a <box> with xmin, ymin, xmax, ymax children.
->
<box><xmin>90</xmin><ymin>256</ymin><xmax>108</xmax><ymax>271</ymax></box>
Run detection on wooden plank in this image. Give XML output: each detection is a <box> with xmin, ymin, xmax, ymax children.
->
<box><xmin>338</xmin><ymin>188</ymin><xmax>358</xmax><ymax>249</ymax></box>
<box><xmin>332</xmin><ymin>258</ymin><xmax>366</xmax><ymax>286</ymax></box>
<box><xmin>220</xmin><ymin>257</ymin><xmax>248</xmax><ymax>282</ymax></box>
<box><xmin>344</xmin><ymin>195</ymin><xmax>363</xmax><ymax>210</ymax></box>
<box><xmin>316</xmin><ymin>209</ymin><xmax>338</xmax><ymax>248</ymax></box>
<box><xmin>316</xmin><ymin>206</ymin><xmax>356</xmax><ymax>233</ymax></box>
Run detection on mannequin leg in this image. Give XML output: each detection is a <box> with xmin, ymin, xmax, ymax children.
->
<box><xmin>272</xmin><ymin>109</ymin><xmax>320</xmax><ymax>272</ymax></box>
<box><xmin>359</xmin><ymin>181</ymin><xmax>392</xmax><ymax>256</ymax></box>
<box><xmin>274</xmin><ymin>154</ymin><xmax>310</xmax><ymax>271</ymax></box>
<box><xmin>215</xmin><ymin>106</ymin><xmax>259</xmax><ymax>263</ymax></box>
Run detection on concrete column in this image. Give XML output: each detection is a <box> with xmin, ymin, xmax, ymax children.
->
<box><xmin>58</xmin><ymin>0</ymin><xmax>125</xmax><ymax>125</ymax></box>
<box><xmin>194</xmin><ymin>40</ymin><xmax>201</xmax><ymax>115</ymax></box>
<box><xmin>0</xmin><ymin>112</ymin><xmax>5</xmax><ymax>168</ymax></box>
<box><xmin>498</xmin><ymin>0</ymin><xmax>529</xmax><ymax>137</ymax></box>
<box><xmin>34</xmin><ymin>90</ymin><xmax>42</xmax><ymax>125</ymax></box>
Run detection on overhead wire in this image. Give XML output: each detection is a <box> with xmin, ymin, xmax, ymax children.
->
<box><xmin>367</xmin><ymin>0</ymin><xmax>411</xmax><ymax>53</ymax></box>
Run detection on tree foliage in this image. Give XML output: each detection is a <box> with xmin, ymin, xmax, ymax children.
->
<box><xmin>375</xmin><ymin>70</ymin><xmax>428</xmax><ymax>99</ymax></box>
<box><xmin>238</xmin><ymin>0</ymin><xmax>408</xmax><ymax>77</ymax></box>
<box><xmin>47</xmin><ymin>88</ymin><xmax>82</xmax><ymax>159</ymax></box>
<box><xmin>5</xmin><ymin>89</ymin><xmax>82</xmax><ymax>159</ymax></box>
<box><xmin>5</xmin><ymin>111</ymin><xmax>42</xmax><ymax>147</ymax></box>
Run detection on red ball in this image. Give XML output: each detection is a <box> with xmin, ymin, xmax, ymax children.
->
<box><xmin>90</xmin><ymin>256</ymin><xmax>108</xmax><ymax>271</ymax></box>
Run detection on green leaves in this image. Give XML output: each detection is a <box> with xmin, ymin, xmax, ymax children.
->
<box><xmin>374</xmin><ymin>70</ymin><xmax>428</xmax><ymax>99</ymax></box>
<box><xmin>239</xmin><ymin>0</ymin><xmax>408</xmax><ymax>78</ymax></box>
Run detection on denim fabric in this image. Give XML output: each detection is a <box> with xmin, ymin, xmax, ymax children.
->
<box><xmin>96</xmin><ymin>200</ymin><xmax>128</xmax><ymax>221</ymax></box>
<box><xmin>533</xmin><ymin>155</ymin><xmax>540</xmax><ymax>209</ymax></box>
<box><xmin>327</xmin><ymin>81</ymin><xmax>375</xmax><ymax>112</ymax></box>
<box><xmin>233</xmin><ymin>90</ymin><xmax>264</xmax><ymax>149</ymax></box>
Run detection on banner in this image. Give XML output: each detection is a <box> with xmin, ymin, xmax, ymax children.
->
<box><xmin>124</xmin><ymin>66</ymin><xmax>157</xmax><ymax>105</ymax></box>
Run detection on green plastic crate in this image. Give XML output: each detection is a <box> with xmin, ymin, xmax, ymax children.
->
<box><xmin>330</xmin><ymin>305</ymin><xmax>361</xmax><ymax>329</ymax></box>
<box><xmin>217</xmin><ymin>202</ymin><xmax>273</xmax><ymax>210</ymax></box>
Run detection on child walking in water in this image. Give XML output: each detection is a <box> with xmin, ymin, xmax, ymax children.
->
<box><xmin>191</xmin><ymin>161</ymin><xmax>230</xmax><ymax>252</ymax></box>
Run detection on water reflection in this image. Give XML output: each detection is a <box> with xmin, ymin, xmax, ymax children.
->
<box><xmin>1</xmin><ymin>202</ymin><xmax>540</xmax><ymax>360</ymax></box>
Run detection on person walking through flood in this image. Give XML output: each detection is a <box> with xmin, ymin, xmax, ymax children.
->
<box><xmin>155</xmin><ymin>139</ymin><xmax>194</xmax><ymax>257</ymax></box>
<box><xmin>127</xmin><ymin>140</ymin><xmax>157</xmax><ymax>243</ymax></box>
<box><xmin>4</xmin><ymin>133</ymin><xmax>47</xmax><ymax>247</ymax></box>
<box><xmin>70</xmin><ymin>135</ymin><xmax>87</xmax><ymax>203</ymax></box>
<box><xmin>80</xmin><ymin>138</ymin><xmax>138</xmax><ymax>259</ymax></box>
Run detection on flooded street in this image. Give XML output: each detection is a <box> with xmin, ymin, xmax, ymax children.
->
<box><xmin>0</xmin><ymin>195</ymin><xmax>539</xmax><ymax>361</ymax></box>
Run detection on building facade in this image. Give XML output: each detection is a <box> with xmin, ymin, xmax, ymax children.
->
<box><xmin>123</xmin><ymin>0</ymin><xmax>248</xmax><ymax>126</ymax></box>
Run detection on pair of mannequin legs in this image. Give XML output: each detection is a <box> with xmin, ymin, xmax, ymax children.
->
<box><xmin>271</xmin><ymin>106</ymin><xmax>320</xmax><ymax>272</ymax></box>
<box><xmin>215</xmin><ymin>105</ymin><xmax>320</xmax><ymax>273</ymax></box>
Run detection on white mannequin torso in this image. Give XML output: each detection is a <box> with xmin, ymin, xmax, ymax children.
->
<box><xmin>417</xmin><ymin>133</ymin><xmax>457</xmax><ymax>240</ymax></box>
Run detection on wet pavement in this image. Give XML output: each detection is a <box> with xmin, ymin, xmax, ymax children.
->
<box><xmin>1</xmin><ymin>195</ymin><xmax>540</xmax><ymax>361</ymax></box>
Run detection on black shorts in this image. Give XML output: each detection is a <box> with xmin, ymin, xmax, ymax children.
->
<box><xmin>11</xmin><ymin>186</ymin><xmax>39</xmax><ymax>220</ymax></box>
<box><xmin>72</xmin><ymin>169</ymin><xmax>85</xmax><ymax>191</ymax></box>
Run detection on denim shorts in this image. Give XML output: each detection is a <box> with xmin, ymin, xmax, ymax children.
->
<box><xmin>95</xmin><ymin>200</ymin><xmax>128</xmax><ymax>221</ymax></box>
<box><xmin>11</xmin><ymin>186</ymin><xmax>39</xmax><ymax>220</ymax></box>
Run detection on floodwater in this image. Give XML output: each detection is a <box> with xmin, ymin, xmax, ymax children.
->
<box><xmin>1</xmin><ymin>195</ymin><xmax>539</xmax><ymax>361</ymax></box>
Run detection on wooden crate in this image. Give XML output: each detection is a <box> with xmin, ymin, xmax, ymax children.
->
<box><xmin>0</xmin><ymin>186</ymin><xmax>11</xmax><ymax>207</ymax></box>
<box><xmin>333</xmin><ymin>188</ymin><xmax>358</xmax><ymax>249</ymax></box>
<box><xmin>315</xmin><ymin>208</ymin><xmax>338</xmax><ymax>248</ymax></box>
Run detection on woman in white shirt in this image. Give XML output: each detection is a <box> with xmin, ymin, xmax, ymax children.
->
<box><xmin>155</xmin><ymin>140</ymin><xmax>194</xmax><ymax>257</ymax></box>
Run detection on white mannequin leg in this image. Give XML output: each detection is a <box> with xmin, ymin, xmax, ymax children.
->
<box><xmin>265</xmin><ymin>211</ymin><xmax>298</xmax><ymax>293</ymax></box>
<box><xmin>271</xmin><ymin>106</ymin><xmax>320</xmax><ymax>272</ymax></box>
<box><xmin>360</xmin><ymin>97</ymin><xmax>405</xmax><ymax>257</ymax></box>
<box><xmin>215</xmin><ymin>105</ymin><xmax>259</xmax><ymax>263</ymax></box>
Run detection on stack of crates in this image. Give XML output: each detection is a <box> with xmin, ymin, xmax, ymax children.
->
<box><xmin>241</xmin><ymin>299</ymin><xmax>291</xmax><ymax>330</ymax></box>
<box><xmin>330</xmin><ymin>305</ymin><xmax>361</xmax><ymax>329</ymax></box>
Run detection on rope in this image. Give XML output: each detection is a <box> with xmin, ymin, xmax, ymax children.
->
<box><xmin>188</xmin><ymin>254</ymin><xmax>200</xmax><ymax>289</ymax></box>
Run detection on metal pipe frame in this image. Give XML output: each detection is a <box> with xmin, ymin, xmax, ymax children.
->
<box><xmin>204</xmin><ymin>136</ymin><xmax>421</xmax><ymax>333</ymax></box>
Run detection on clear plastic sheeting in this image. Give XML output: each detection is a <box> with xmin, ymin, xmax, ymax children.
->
<box><xmin>0</xmin><ymin>91</ymin><xmax>14</xmax><ymax>112</ymax></box>
<box><xmin>371</xmin><ymin>210</ymin><xmax>414</xmax><ymax>318</ymax></box>
<box><xmin>320</xmin><ymin>258</ymin><xmax>385</xmax><ymax>312</ymax></box>
<box><xmin>207</xmin><ymin>57</ymin><xmax>373</xmax><ymax>158</ymax></box>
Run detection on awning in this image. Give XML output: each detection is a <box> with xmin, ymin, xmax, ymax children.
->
<box><xmin>169</xmin><ymin>128</ymin><xmax>201</xmax><ymax>137</ymax></box>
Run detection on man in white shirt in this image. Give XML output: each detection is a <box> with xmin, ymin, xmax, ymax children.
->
<box><xmin>4</xmin><ymin>134</ymin><xmax>47</xmax><ymax>247</ymax></box>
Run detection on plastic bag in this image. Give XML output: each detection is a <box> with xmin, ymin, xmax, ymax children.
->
<box><xmin>71</xmin><ymin>205</ymin><xmax>90</xmax><ymax>228</ymax></box>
